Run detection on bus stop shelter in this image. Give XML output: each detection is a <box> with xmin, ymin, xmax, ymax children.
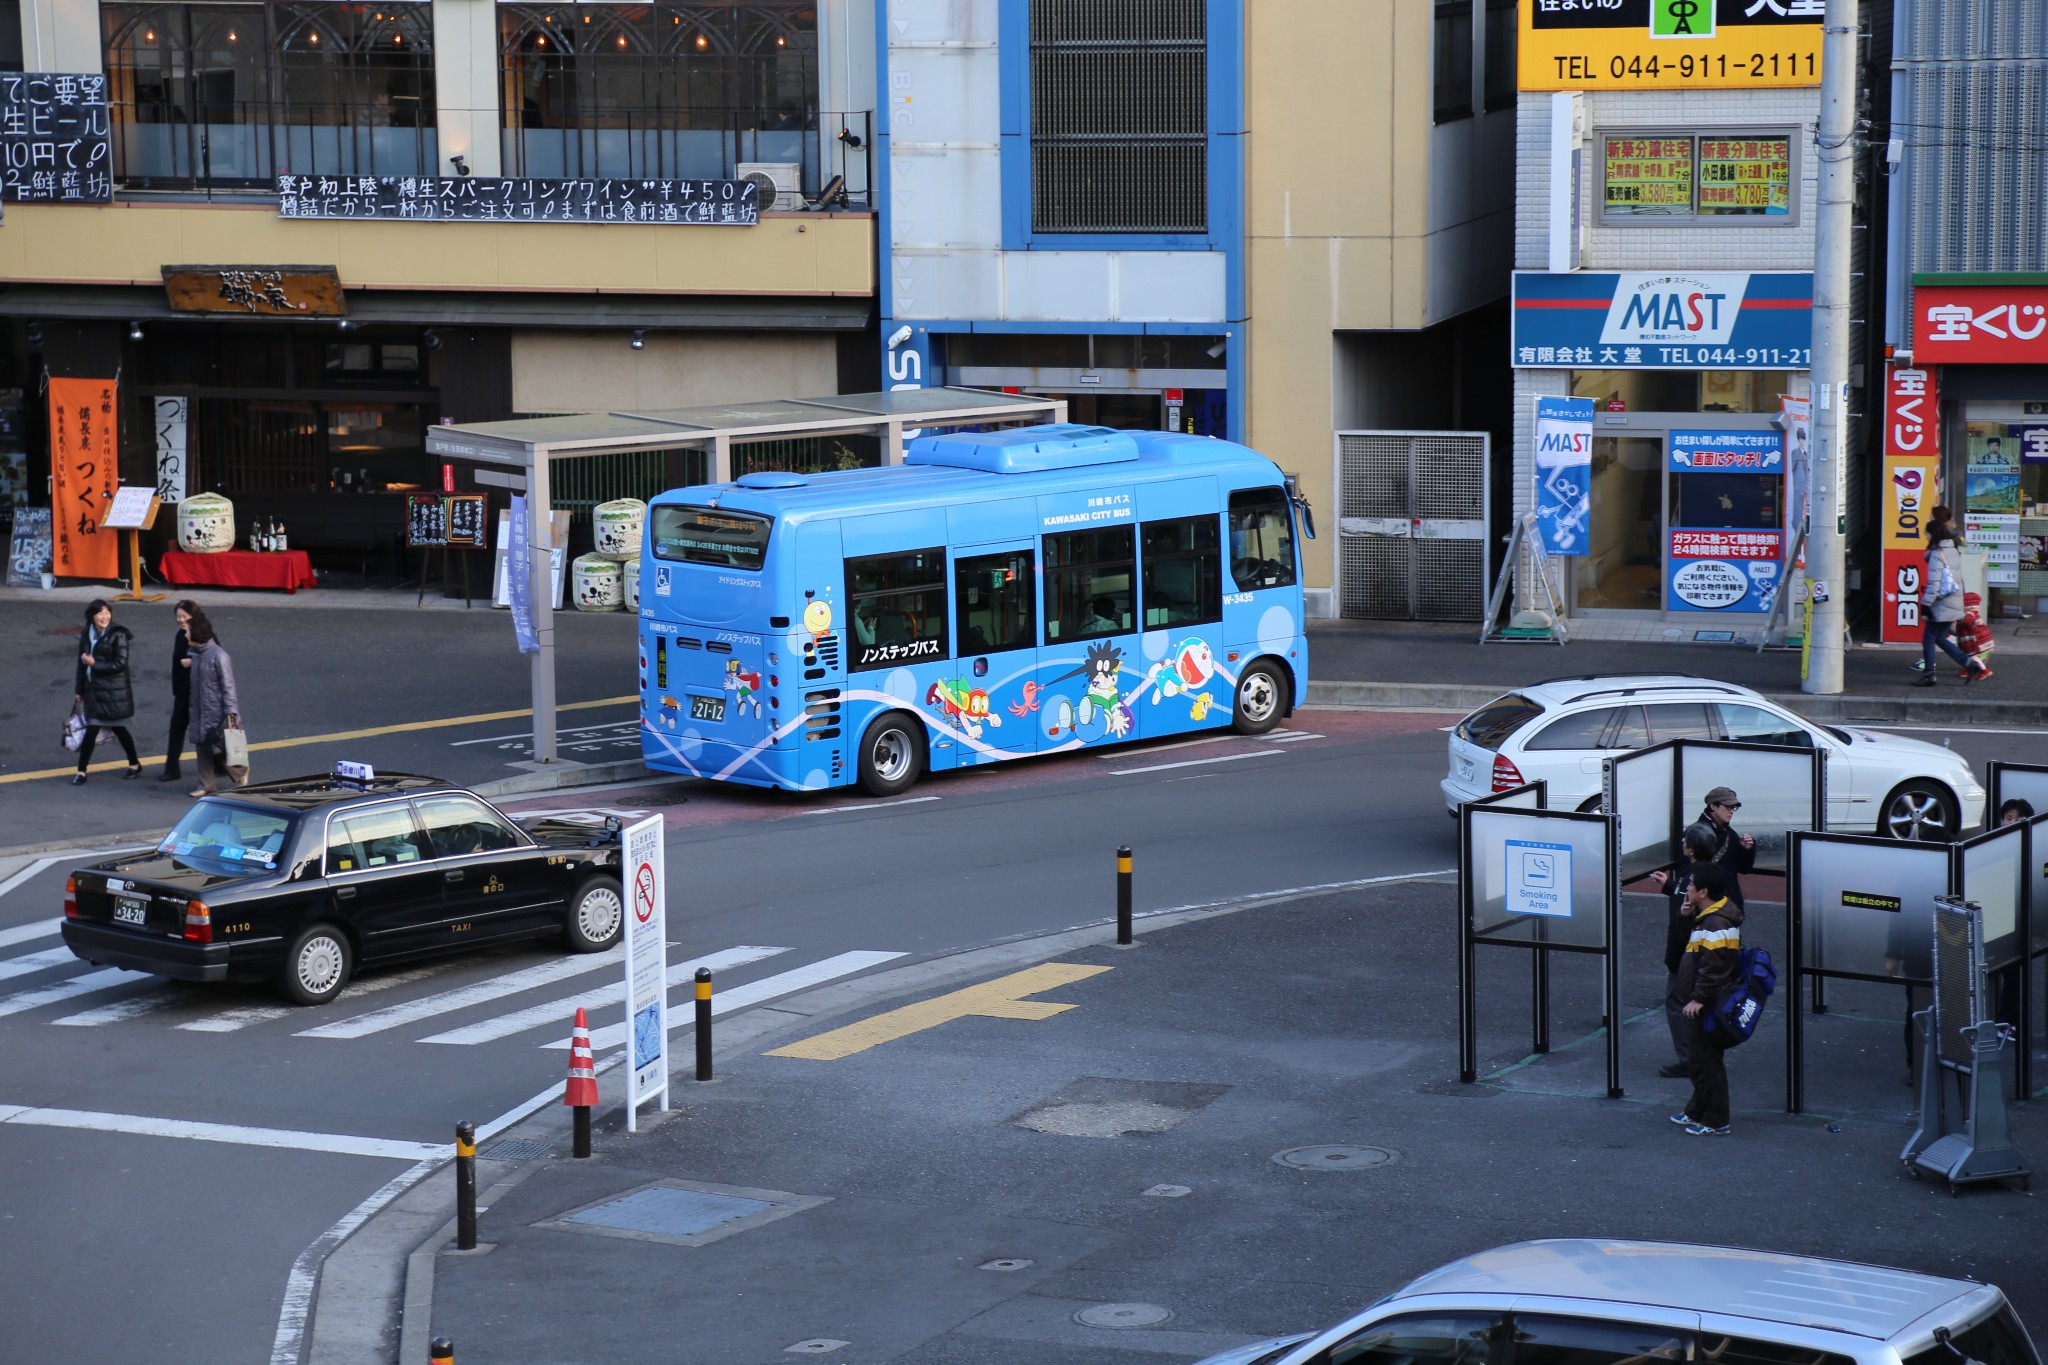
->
<box><xmin>425</xmin><ymin>388</ymin><xmax>1068</xmax><ymax>763</ymax></box>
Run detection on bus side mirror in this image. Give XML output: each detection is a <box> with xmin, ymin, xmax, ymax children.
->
<box><xmin>1285</xmin><ymin>474</ymin><xmax>1317</xmax><ymax>540</ymax></box>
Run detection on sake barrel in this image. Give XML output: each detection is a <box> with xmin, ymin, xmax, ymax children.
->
<box><xmin>624</xmin><ymin>557</ymin><xmax>642</xmax><ymax>612</ymax></box>
<box><xmin>571</xmin><ymin>553</ymin><xmax>624</xmax><ymax>611</ymax></box>
<box><xmin>591</xmin><ymin>498</ymin><xmax>646</xmax><ymax>561</ymax></box>
<box><xmin>176</xmin><ymin>493</ymin><xmax>237</xmax><ymax>554</ymax></box>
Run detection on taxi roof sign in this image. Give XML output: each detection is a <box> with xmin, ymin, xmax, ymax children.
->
<box><xmin>334</xmin><ymin>760</ymin><xmax>376</xmax><ymax>785</ymax></box>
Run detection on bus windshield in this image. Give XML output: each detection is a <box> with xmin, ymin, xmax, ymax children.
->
<box><xmin>651</xmin><ymin>506</ymin><xmax>773</xmax><ymax>570</ymax></box>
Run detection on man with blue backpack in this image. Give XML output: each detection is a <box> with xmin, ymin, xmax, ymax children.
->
<box><xmin>1672</xmin><ymin>862</ymin><xmax>1744</xmax><ymax>1137</ymax></box>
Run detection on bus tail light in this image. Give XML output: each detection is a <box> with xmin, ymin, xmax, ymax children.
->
<box><xmin>1491</xmin><ymin>754</ymin><xmax>1525</xmax><ymax>793</ymax></box>
<box><xmin>64</xmin><ymin>876</ymin><xmax>77</xmax><ymax>920</ymax></box>
<box><xmin>183</xmin><ymin>900</ymin><xmax>212</xmax><ymax>943</ymax></box>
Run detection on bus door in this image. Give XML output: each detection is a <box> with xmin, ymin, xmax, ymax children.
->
<box><xmin>945</xmin><ymin>543</ymin><xmax>1039</xmax><ymax>763</ymax></box>
<box><xmin>1222</xmin><ymin>484</ymin><xmax>1301</xmax><ymax>648</ymax></box>
<box><xmin>1038</xmin><ymin>521</ymin><xmax>1140</xmax><ymax>752</ymax></box>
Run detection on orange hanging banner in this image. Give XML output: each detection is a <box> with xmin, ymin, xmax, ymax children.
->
<box><xmin>49</xmin><ymin>376</ymin><xmax>120</xmax><ymax>579</ymax></box>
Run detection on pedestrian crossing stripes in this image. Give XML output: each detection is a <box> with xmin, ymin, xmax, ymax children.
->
<box><xmin>0</xmin><ymin>933</ymin><xmax>905</xmax><ymax>1048</ymax></box>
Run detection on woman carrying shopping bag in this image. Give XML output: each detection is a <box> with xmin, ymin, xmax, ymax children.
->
<box><xmin>186</xmin><ymin>615</ymin><xmax>247</xmax><ymax>796</ymax></box>
<box><xmin>71</xmin><ymin>598</ymin><xmax>141</xmax><ymax>785</ymax></box>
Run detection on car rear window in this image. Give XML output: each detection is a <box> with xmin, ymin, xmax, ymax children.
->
<box><xmin>1524</xmin><ymin>707</ymin><xmax>1621</xmax><ymax>751</ymax></box>
<box><xmin>1901</xmin><ymin>1308</ymin><xmax>2039</xmax><ymax>1365</ymax></box>
<box><xmin>158</xmin><ymin>801</ymin><xmax>294</xmax><ymax>874</ymax></box>
<box><xmin>1457</xmin><ymin>694</ymin><xmax>1542</xmax><ymax>750</ymax></box>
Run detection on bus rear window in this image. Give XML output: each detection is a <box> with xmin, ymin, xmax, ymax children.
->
<box><xmin>651</xmin><ymin>506</ymin><xmax>772</xmax><ymax>569</ymax></box>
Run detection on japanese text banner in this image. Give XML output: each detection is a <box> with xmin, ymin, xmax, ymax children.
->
<box><xmin>1916</xmin><ymin>287</ymin><xmax>2048</xmax><ymax>363</ymax></box>
<box><xmin>49</xmin><ymin>375</ymin><xmax>117</xmax><ymax>578</ymax></box>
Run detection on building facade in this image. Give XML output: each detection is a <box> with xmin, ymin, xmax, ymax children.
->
<box><xmin>0</xmin><ymin>0</ymin><xmax>879</xmax><ymax>576</ymax></box>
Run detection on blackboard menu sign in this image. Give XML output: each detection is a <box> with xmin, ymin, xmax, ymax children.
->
<box><xmin>0</xmin><ymin>73</ymin><xmax>112</xmax><ymax>203</ymax></box>
<box><xmin>409</xmin><ymin>493</ymin><xmax>489</xmax><ymax>548</ymax></box>
<box><xmin>6</xmin><ymin>505</ymin><xmax>52</xmax><ymax>586</ymax></box>
<box><xmin>406</xmin><ymin>494</ymin><xmax>447</xmax><ymax>548</ymax></box>
<box><xmin>276</xmin><ymin>175</ymin><xmax>759</xmax><ymax>225</ymax></box>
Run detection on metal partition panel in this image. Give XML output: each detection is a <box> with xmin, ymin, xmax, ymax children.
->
<box><xmin>2031</xmin><ymin>815</ymin><xmax>2048</xmax><ymax>959</ymax></box>
<box><xmin>1674</xmin><ymin>740</ymin><xmax>1821</xmax><ymax>877</ymax></box>
<box><xmin>1606</xmin><ymin>742</ymin><xmax>1679</xmax><ymax>883</ymax></box>
<box><xmin>1958</xmin><ymin>822</ymin><xmax>2024</xmax><ymax>974</ymax></box>
<box><xmin>1987</xmin><ymin>761</ymin><xmax>2048</xmax><ymax>830</ymax></box>
<box><xmin>1796</xmin><ymin>833</ymin><xmax>1951</xmax><ymax>983</ymax></box>
<box><xmin>1474</xmin><ymin>780</ymin><xmax>1547</xmax><ymax>811</ymax></box>
<box><xmin>1468</xmin><ymin>807</ymin><xmax>1613</xmax><ymax>951</ymax></box>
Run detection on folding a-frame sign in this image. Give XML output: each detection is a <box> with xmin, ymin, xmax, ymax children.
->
<box><xmin>425</xmin><ymin>388</ymin><xmax>1066</xmax><ymax>763</ymax></box>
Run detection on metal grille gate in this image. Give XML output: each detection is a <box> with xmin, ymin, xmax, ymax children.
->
<box><xmin>1335</xmin><ymin>430</ymin><xmax>1489</xmax><ymax>621</ymax></box>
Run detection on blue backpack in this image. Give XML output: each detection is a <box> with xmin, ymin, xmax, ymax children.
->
<box><xmin>1704</xmin><ymin>947</ymin><xmax>1776</xmax><ymax>1046</ymax></box>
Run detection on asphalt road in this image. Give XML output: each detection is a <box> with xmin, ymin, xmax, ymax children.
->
<box><xmin>0</xmin><ymin>707</ymin><xmax>1460</xmax><ymax>1363</ymax></box>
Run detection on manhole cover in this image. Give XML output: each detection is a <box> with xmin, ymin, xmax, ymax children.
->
<box><xmin>1075</xmin><ymin>1303</ymin><xmax>1173</xmax><ymax>1329</ymax></box>
<box><xmin>1274</xmin><ymin>1144</ymin><xmax>1397</xmax><ymax>1170</ymax></box>
<box><xmin>479</xmin><ymin>1137</ymin><xmax>554</xmax><ymax>1162</ymax></box>
<box><xmin>978</xmin><ymin>1258</ymin><xmax>1033</xmax><ymax>1272</ymax></box>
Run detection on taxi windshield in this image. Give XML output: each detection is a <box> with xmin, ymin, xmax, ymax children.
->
<box><xmin>157</xmin><ymin>801</ymin><xmax>294</xmax><ymax>874</ymax></box>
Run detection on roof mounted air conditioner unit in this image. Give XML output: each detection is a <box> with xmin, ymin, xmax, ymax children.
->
<box><xmin>737</xmin><ymin>162</ymin><xmax>802</xmax><ymax>212</ymax></box>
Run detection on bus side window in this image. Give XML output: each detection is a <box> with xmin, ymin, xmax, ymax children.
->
<box><xmin>1228</xmin><ymin>487</ymin><xmax>1297</xmax><ymax>591</ymax></box>
<box><xmin>955</xmin><ymin>550</ymin><xmax>1036</xmax><ymax>653</ymax></box>
<box><xmin>845</xmin><ymin>547</ymin><xmax>949</xmax><ymax>670</ymax></box>
<box><xmin>1044</xmin><ymin>527</ymin><xmax>1135</xmax><ymax>642</ymax></box>
<box><xmin>1141</xmin><ymin>515</ymin><xmax>1222</xmax><ymax>629</ymax></box>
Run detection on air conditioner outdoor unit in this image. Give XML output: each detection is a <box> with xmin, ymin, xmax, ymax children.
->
<box><xmin>736</xmin><ymin>161</ymin><xmax>803</xmax><ymax>212</ymax></box>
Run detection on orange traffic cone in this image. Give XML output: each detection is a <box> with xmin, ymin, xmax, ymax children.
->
<box><xmin>566</xmin><ymin>1006</ymin><xmax>598</xmax><ymax>1157</ymax></box>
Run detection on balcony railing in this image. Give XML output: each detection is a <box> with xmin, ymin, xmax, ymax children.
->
<box><xmin>112</xmin><ymin>99</ymin><xmax>438</xmax><ymax>194</ymax></box>
<box><xmin>502</xmin><ymin>108</ymin><xmax>870</xmax><ymax>206</ymax></box>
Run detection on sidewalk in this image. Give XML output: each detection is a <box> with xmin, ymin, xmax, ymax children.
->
<box><xmin>355</xmin><ymin>879</ymin><xmax>2047</xmax><ymax>1364</ymax></box>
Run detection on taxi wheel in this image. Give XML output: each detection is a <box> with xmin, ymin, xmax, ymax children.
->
<box><xmin>857</xmin><ymin>713</ymin><xmax>925</xmax><ymax>797</ymax></box>
<box><xmin>279</xmin><ymin>924</ymin><xmax>352</xmax><ymax>1006</ymax></box>
<box><xmin>1231</xmin><ymin>661</ymin><xmax>1285</xmax><ymax>736</ymax></box>
<box><xmin>565</xmin><ymin>876</ymin><xmax>624</xmax><ymax>952</ymax></box>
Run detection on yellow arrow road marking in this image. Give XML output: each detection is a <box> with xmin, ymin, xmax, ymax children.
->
<box><xmin>5</xmin><ymin>695</ymin><xmax>637</xmax><ymax>786</ymax></box>
<box><xmin>763</xmin><ymin>962</ymin><xmax>1113</xmax><ymax>1061</ymax></box>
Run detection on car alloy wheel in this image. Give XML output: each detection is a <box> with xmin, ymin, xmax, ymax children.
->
<box><xmin>1883</xmin><ymin>784</ymin><xmax>1952</xmax><ymax>841</ymax></box>
<box><xmin>280</xmin><ymin>924</ymin><xmax>352</xmax><ymax>1005</ymax></box>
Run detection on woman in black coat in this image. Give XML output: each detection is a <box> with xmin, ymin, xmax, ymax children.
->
<box><xmin>161</xmin><ymin>599</ymin><xmax>206</xmax><ymax>782</ymax></box>
<box><xmin>72</xmin><ymin>597</ymin><xmax>141</xmax><ymax>784</ymax></box>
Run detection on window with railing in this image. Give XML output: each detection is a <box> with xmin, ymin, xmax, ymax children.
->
<box><xmin>103</xmin><ymin>1</ymin><xmax>436</xmax><ymax>191</ymax></box>
<box><xmin>498</xmin><ymin>2</ymin><xmax>817</xmax><ymax>183</ymax></box>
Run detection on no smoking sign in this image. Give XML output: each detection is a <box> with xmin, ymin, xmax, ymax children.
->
<box><xmin>634</xmin><ymin>863</ymin><xmax>658</xmax><ymax>923</ymax></box>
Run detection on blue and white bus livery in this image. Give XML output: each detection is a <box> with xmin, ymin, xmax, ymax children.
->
<box><xmin>637</xmin><ymin>423</ymin><xmax>1313</xmax><ymax>795</ymax></box>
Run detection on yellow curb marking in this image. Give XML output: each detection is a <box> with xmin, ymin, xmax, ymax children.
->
<box><xmin>5</xmin><ymin>695</ymin><xmax>638</xmax><ymax>786</ymax></box>
<box><xmin>762</xmin><ymin>962</ymin><xmax>1113</xmax><ymax>1061</ymax></box>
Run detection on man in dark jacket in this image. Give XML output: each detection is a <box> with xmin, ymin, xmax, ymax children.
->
<box><xmin>1686</xmin><ymin>785</ymin><xmax>1756</xmax><ymax>908</ymax></box>
<box><xmin>1671</xmin><ymin>862</ymin><xmax>1744</xmax><ymax>1136</ymax></box>
<box><xmin>1647</xmin><ymin>826</ymin><xmax>1718</xmax><ymax>1078</ymax></box>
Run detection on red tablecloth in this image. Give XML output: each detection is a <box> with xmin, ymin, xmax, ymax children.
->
<box><xmin>162</xmin><ymin>549</ymin><xmax>318</xmax><ymax>594</ymax></box>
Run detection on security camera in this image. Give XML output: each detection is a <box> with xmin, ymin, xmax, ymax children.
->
<box><xmin>886</xmin><ymin>325</ymin><xmax>913</xmax><ymax>349</ymax></box>
<box><xmin>449</xmin><ymin>154</ymin><xmax>470</xmax><ymax>177</ymax></box>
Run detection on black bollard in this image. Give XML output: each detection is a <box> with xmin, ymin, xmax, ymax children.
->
<box><xmin>454</xmin><ymin>1121</ymin><xmax>477</xmax><ymax>1251</ymax></box>
<box><xmin>429</xmin><ymin>1335</ymin><xmax>455</xmax><ymax>1364</ymax></box>
<box><xmin>572</xmin><ymin>1103</ymin><xmax>591</xmax><ymax>1160</ymax></box>
<box><xmin>1116</xmin><ymin>845</ymin><xmax>1133</xmax><ymax>945</ymax></box>
<box><xmin>695</xmin><ymin>967</ymin><xmax>714</xmax><ymax>1081</ymax></box>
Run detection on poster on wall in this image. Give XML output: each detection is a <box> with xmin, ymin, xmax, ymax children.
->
<box><xmin>1780</xmin><ymin>395</ymin><xmax>1811</xmax><ymax>570</ymax></box>
<box><xmin>1965</xmin><ymin>513</ymin><xmax>2019</xmax><ymax>588</ymax></box>
<box><xmin>1965</xmin><ymin>424</ymin><xmax>2021</xmax><ymax>514</ymax></box>
<box><xmin>1532</xmin><ymin>395</ymin><xmax>1595</xmax><ymax>556</ymax></box>
<box><xmin>1880</xmin><ymin>365</ymin><xmax>1938</xmax><ymax>643</ymax></box>
<box><xmin>1666</xmin><ymin>430</ymin><xmax>1784</xmax><ymax>613</ymax></box>
<box><xmin>48</xmin><ymin>376</ymin><xmax>118</xmax><ymax>579</ymax></box>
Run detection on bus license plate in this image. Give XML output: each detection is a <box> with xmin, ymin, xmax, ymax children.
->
<box><xmin>690</xmin><ymin>695</ymin><xmax>726</xmax><ymax>723</ymax></box>
<box><xmin>113</xmin><ymin>896</ymin><xmax>148</xmax><ymax>926</ymax></box>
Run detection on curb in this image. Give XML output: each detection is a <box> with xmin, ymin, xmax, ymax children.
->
<box><xmin>1303</xmin><ymin>679</ymin><xmax>2048</xmax><ymax>728</ymax></box>
<box><xmin>329</xmin><ymin>871</ymin><xmax>1459</xmax><ymax>1364</ymax></box>
<box><xmin>0</xmin><ymin>760</ymin><xmax>655</xmax><ymax>861</ymax></box>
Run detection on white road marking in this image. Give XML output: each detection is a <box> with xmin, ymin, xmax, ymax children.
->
<box><xmin>0</xmin><ymin>919</ymin><xmax>62</xmax><ymax>950</ymax></box>
<box><xmin>0</xmin><ymin>857</ymin><xmax>64</xmax><ymax>902</ymax></box>
<box><xmin>271</xmin><ymin>1156</ymin><xmax>438</xmax><ymax>1365</ymax></box>
<box><xmin>181</xmin><ymin>1004</ymin><xmax>297</xmax><ymax>1034</ymax></box>
<box><xmin>0</xmin><ymin>967</ymin><xmax>139</xmax><ymax>1018</ymax></box>
<box><xmin>68</xmin><ymin>961</ymin><xmax>451</xmax><ymax>1030</ymax></box>
<box><xmin>420</xmin><ymin>945</ymin><xmax>788</xmax><ymax>1045</ymax></box>
<box><xmin>1109</xmin><ymin>749</ymin><xmax>1289</xmax><ymax>776</ymax></box>
<box><xmin>0</xmin><ymin>1104</ymin><xmax>443</xmax><ymax>1162</ymax></box>
<box><xmin>0</xmin><ymin>848</ymin><xmax>145</xmax><ymax>903</ymax></box>
<box><xmin>296</xmin><ymin>947</ymin><xmax>632</xmax><ymax>1040</ymax></box>
<box><xmin>0</xmin><ymin>945</ymin><xmax>78</xmax><ymax>982</ymax></box>
<box><xmin>1265</xmin><ymin>731</ymin><xmax>1323</xmax><ymax>743</ymax></box>
<box><xmin>799</xmin><ymin>796</ymin><xmax>940</xmax><ymax>816</ymax></box>
<box><xmin>1095</xmin><ymin>733</ymin><xmax>1237</xmax><ymax>760</ymax></box>
<box><xmin>451</xmin><ymin>719</ymin><xmax>640</xmax><ymax>746</ymax></box>
<box><xmin>561</xmin><ymin>950</ymin><xmax>908</xmax><ymax>1051</ymax></box>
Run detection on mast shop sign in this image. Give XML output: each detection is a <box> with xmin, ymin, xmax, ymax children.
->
<box><xmin>1915</xmin><ymin>285</ymin><xmax>2048</xmax><ymax>363</ymax></box>
<box><xmin>1513</xmin><ymin>271</ymin><xmax>1812</xmax><ymax>369</ymax></box>
<box><xmin>1521</xmin><ymin>0</ymin><xmax>1822</xmax><ymax>91</ymax></box>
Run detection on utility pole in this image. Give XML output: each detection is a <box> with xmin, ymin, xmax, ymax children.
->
<box><xmin>1804</xmin><ymin>0</ymin><xmax>1858</xmax><ymax>695</ymax></box>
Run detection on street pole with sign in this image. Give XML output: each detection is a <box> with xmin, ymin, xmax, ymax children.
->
<box><xmin>1804</xmin><ymin>0</ymin><xmax>1857</xmax><ymax>695</ymax></box>
<box><xmin>621</xmin><ymin>814</ymin><xmax>668</xmax><ymax>1131</ymax></box>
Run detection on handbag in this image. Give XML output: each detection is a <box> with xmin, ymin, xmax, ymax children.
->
<box><xmin>62</xmin><ymin>704</ymin><xmax>86</xmax><ymax>753</ymax></box>
<box><xmin>222</xmin><ymin>722</ymin><xmax>249</xmax><ymax>771</ymax></box>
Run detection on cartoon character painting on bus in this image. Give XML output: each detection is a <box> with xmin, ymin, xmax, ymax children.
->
<box><xmin>724</xmin><ymin>659</ymin><xmax>763</xmax><ymax>718</ymax></box>
<box><xmin>925</xmin><ymin>678</ymin><xmax>1002</xmax><ymax>740</ymax></box>
<box><xmin>1045</xmin><ymin>641</ymin><xmax>1136</xmax><ymax>741</ymax></box>
<box><xmin>1139</xmin><ymin>637</ymin><xmax>1217</xmax><ymax>719</ymax></box>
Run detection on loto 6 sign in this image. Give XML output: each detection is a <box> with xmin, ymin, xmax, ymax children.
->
<box><xmin>1880</xmin><ymin>364</ymin><xmax>1939</xmax><ymax>644</ymax></box>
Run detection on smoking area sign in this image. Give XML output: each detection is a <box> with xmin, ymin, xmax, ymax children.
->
<box><xmin>622</xmin><ymin>814</ymin><xmax>669</xmax><ymax>1131</ymax></box>
<box><xmin>1520</xmin><ymin>0</ymin><xmax>1823</xmax><ymax>91</ymax></box>
<box><xmin>1506</xmin><ymin>839</ymin><xmax>1573</xmax><ymax>918</ymax></box>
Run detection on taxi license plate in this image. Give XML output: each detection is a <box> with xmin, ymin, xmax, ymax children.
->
<box><xmin>113</xmin><ymin>896</ymin><xmax>148</xmax><ymax>927</ymax></box>
<box><xmin>690</xmin><ymin>694</ymin><xmax>726</xmax><ymax>723</ymax></box>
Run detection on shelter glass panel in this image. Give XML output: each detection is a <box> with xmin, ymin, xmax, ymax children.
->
<box><xmin>1991</xmin><ymin>763</ymin><xmax>2048</xmax><ymax>829</ymax></box>
<box><xmin>1467</xmin><ymin>808</ymin><xmax>1610</xmax><ymax>951</ymax></box>
<box><xmin>1676</xmin><ymin>741</ymin><xmax>1818</xmax><ymax>877</ymax></box>
<box><xmin>1959</xmin><ymin>823</ymin><xmax>2024</xmax><ymax>972</ymax></box>
<box><xmin>1608</xmin><ymin>744</ymin><xmax>1676</xmax><ymax>883</ymax></box>
<box><xmin>1797</xmin><ymin>835</ymin><xmax>1949</xmax><ymax>982</ymax></box>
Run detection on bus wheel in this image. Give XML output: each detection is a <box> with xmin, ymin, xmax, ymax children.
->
<box><xmin>1232</xmin><ymin>661</ymin><xmax>1285</xmax><ymax>736</ymax></box>
<box><xmin>858</xmin><ymin>713</ymin><xmax>926</xmax><ymax>796</ymax></box>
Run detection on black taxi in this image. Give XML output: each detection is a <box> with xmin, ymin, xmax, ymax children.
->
<box><xmin>60</xmin><ymin>765</ymin><xmax>626</xmax><ymax>1005</ymax></box>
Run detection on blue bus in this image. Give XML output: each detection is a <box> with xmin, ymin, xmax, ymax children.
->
<box><xmin>636</xmin><ymin>423</ymin><xmax>1313</xmax><ymax>795</ymax></box>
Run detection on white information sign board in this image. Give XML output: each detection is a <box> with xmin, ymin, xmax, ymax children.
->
<box><xmin>1505</xmin><ymin>838</ymin><xmax>1573</xmax><ymax>918</ymax></box>
<box><xmin>622</xmin><ymin>813</ymin><xmax>668</xmax><ymax>1130</ymax></box>
<box><xmin>103</xmin><ymin>485</ymin><xmax>158</xmax><ymax>530</ymax></box>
